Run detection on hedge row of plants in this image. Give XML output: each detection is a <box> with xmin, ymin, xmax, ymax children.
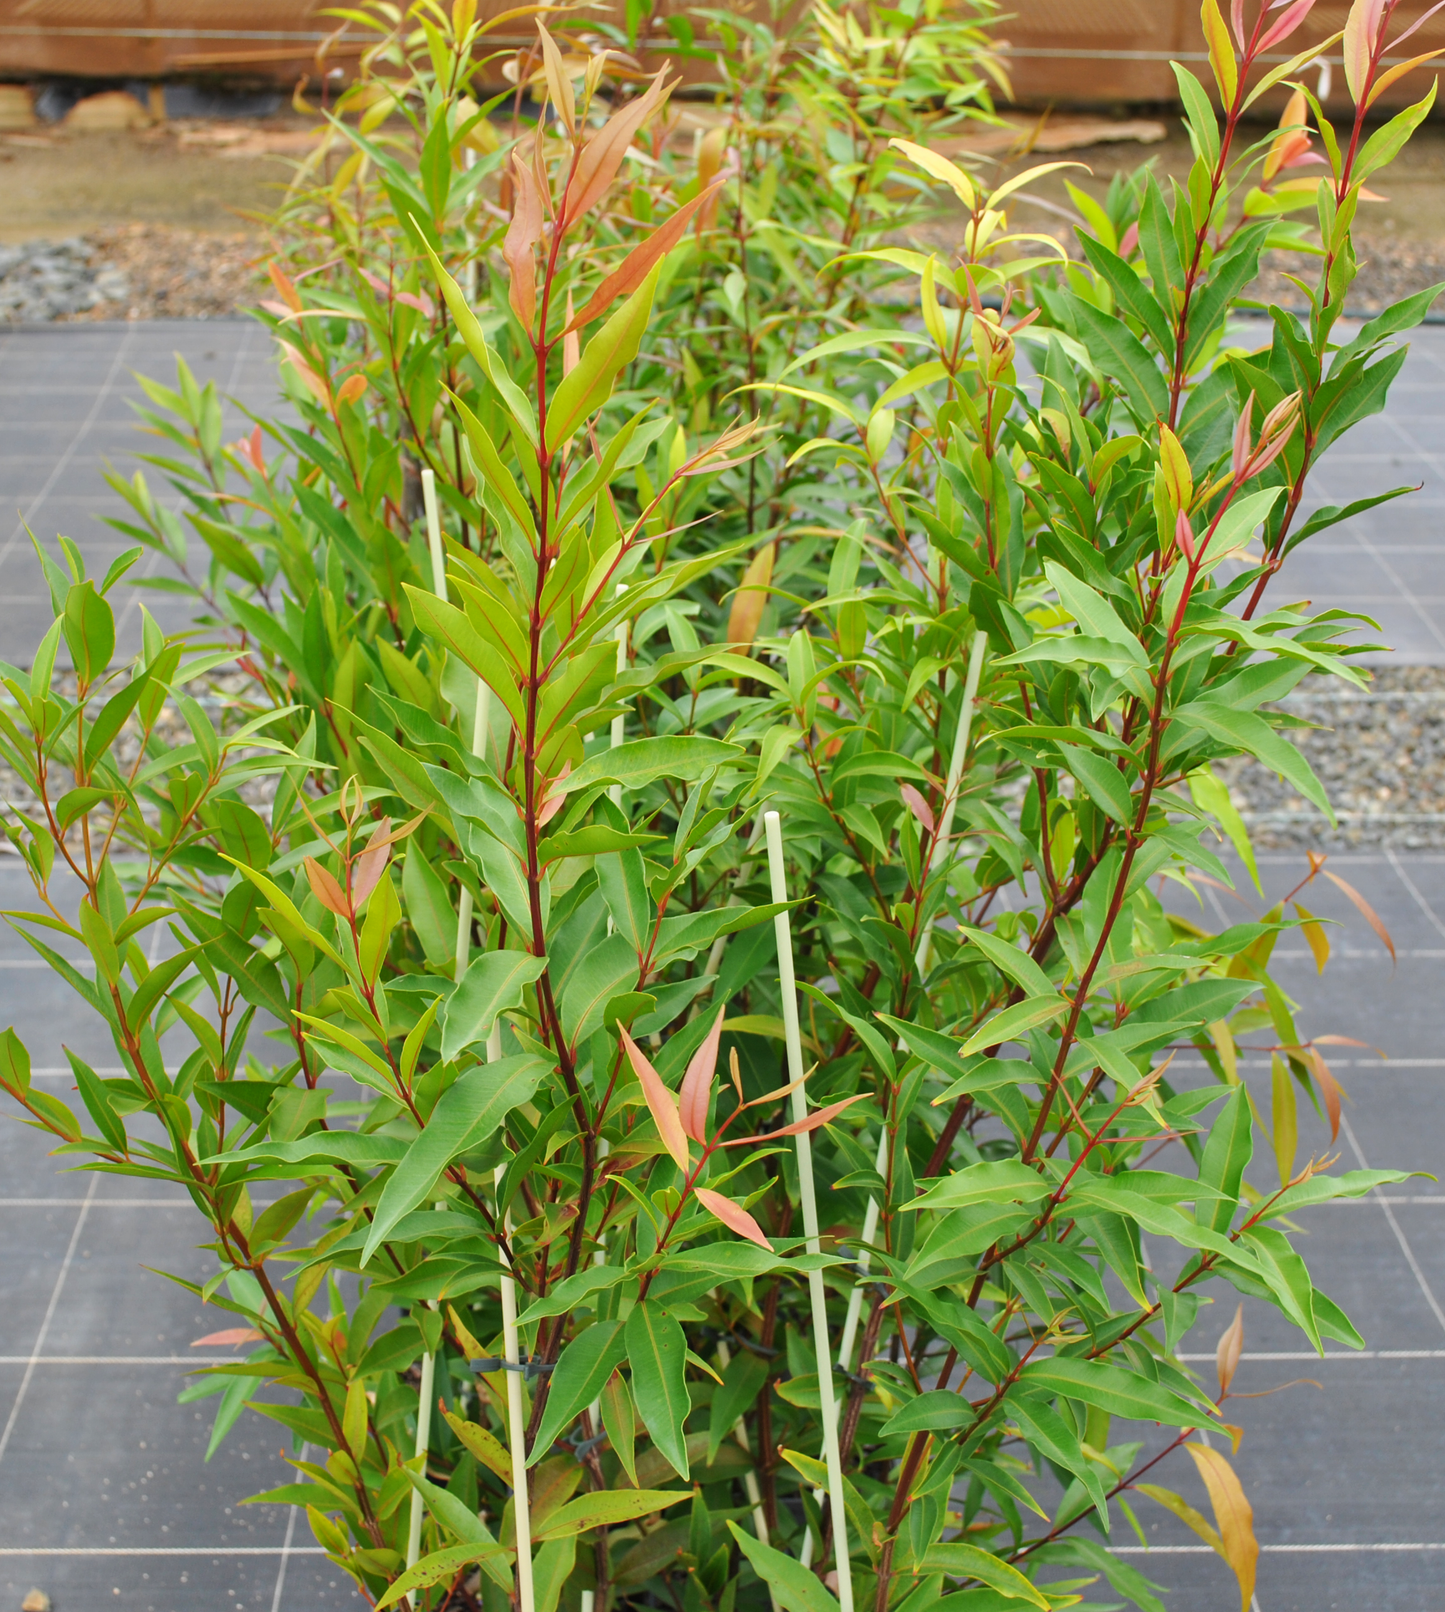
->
<box><xmin>2</xmin><ymin>1</ymin><xmax>1439</xmax><ymax>1609</ymax></box>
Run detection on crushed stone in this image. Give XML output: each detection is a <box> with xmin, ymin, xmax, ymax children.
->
<box><xmin>0</xmin><ymin>225</ymin><xmax>257</xmax><ymax>323</ymax></box>
<box><xmin>1216</xmin><ymin>667</ymin><xmax>1445</xmax><ymax>851</ymax></box>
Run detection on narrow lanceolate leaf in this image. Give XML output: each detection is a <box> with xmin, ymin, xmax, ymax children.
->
<box><xmin>562</xmin><ymin>69</ymin><xmax>669</xmax><ymax>226</ymax></box>
<box><xmin>544</xmin><ymin>265</ymin><xmax>660</xmax><ymax>452</ymax></box>
<box><xmin>503</xmin><ymin>149</ymin><xmax>543</xmax><ymax>330</ymax></box>
<box><xmin>619</xmin><ymin>1027</ymin><xmax>689</xmax><ymax>1172</ymax></box>
<box><xmin>1017</xmin><ymin>1356</ymin><xmax>1210</xmax><ymax>1426</ymax></box>
<box><xmin>679</xmin><ymin>1006</ymin><xmax>724</xmax><ymax>1143</ymax></box>
<box><xmin>361</xmin><ymin>1055</ymin><xmax>548</xmax><ymax>1264</ymax></box>
<box><xmin>528</xmin><ymin>1320</ymin><xmax>628</xmax><ymax>1465</ymax></box>
<box><xmin>568</xmin><ymin>178</ymin><xmax>726</xmax><ymax>330</ymax></box>
<box><xmin>558</xmin><ymin>736</ymin><xmax>742</xmax><ymax>798</ymax></box>
<box><xmin>624</xmin><ymin>1301</ymin><xmax>692</xmax><ymax>1480</ymax></box>
<box><xmin>375</xmin><ymin>1544</ymin><xmax>512</xmax><ymax>1611</ymax></box>
<box><xmin>441</xmin><ymin>950</ymin><xmax>548</xmax><ymax>1061</ymax></box>
<box><xmin>1185</xmin><ymin>1443</ymin><xmax>1259</xmax><ymax>1612</ymax></box>
<box><xmin>533</xmin><ymin>1489</ymin><xmax>689</xmax><ymax>1541</ymax></box>
<box><xmin>728</xmin><ymin>1524</ymin><xmax>842</xmax><ymax>1612</ymax></box>
<box><xmin>919</xmin><ymin>1543</ymin><xmax>1048</xmax><ymax>1608</ymax></box>
<box><xmin>693</xmin><ymin>1187</ymin><xmax>771</xmax><ymax>1250</ymax></box>
<box><xmin>958</xmin><ymin>995</ymin><xmax>1070</xmax><ymax>1057</ymax></box>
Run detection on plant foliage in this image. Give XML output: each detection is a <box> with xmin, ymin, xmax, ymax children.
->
<box><xmin>1</xmin><ymin>3</ymin><xmax>1438</xmax><ymax>1611</ymax></box>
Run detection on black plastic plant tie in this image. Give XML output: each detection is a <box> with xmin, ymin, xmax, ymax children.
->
<box><xmin>468</xmin><ymin>1352</ymin><xmax>555</xmax><ymax>1378</ymax></box>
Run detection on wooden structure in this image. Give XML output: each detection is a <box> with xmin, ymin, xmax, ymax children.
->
<box><xmin>0</xmin><ymin>0</ymin><xmax>1440</xmax><ymax>114</ymax></box>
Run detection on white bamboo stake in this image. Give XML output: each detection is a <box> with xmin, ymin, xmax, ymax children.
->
<box><xmin>409</xmin><ymin>472</ymin><xmax>497</xmax><ymax>1579</ymax></box>
<box><xmin>914</xmin><ymin>630</ymin><xmax>988</xmax><ymax>977</ymax></box>
<box><xmin>797</xmin><ymin>631</ymin><xmax>987</xmax><ymax>1569</ymax></box>
<box><xmin>609</xmin><ymin>588</ymin><xmax>628</xmax><ymax>809</ymax></box>
<box><xmin>494</xmin><ymin>1160</ymin><xmax>535</xmax><ymax>1612</ymax></box>
<box><xmin>423</xmin><ymin>467</ymin><xmax>492</xmax><ymax>974</ymax></box>
<box><xmin>764</xmin><ymin>811</ymin><xmax>853</xmax><ymax>1612</ymax></box>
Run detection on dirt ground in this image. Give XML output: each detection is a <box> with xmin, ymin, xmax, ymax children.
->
<box><xmin>0</xmin><ymin>122</ymin><xmax>294</xmax><ymax>242</ymax></box>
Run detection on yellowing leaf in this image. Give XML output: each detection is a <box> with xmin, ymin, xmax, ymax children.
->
<box><xmin>1185</xmin><ymin>1443</ymin><xmax>1259</xmax><ymax>1612</ymax></box>
<box><xmin>727</xmin><ymin>543</ymin><xmax>775</xmax><ymax>652</ymax></box>
<box><xmin>1202</xmin><ymin>0</ymin><xmax>1239</xmax><ymax>105</ymax></box>
<box><xmin>1292</xmin><ymin>900</ymin><xmax>1329</xmax><ymax>973</ymax></box>
<box><xmin>888</xmin><ymin>137</ymin><xmax>976</xmax><ymax>208</ymax></box>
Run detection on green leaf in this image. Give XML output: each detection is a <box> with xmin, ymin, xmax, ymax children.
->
<box><xmin>1061</xmin><ymin>744</ymin><xmax>1134</xmax><ymax>827</ymax></box>
<box><xmin>528</xmin><ymin>1319</ymin><xmax>628</xmax><ymax>1463</ymax></box>
<box><xmin>902</xmin><ymin>1159</ymin><xmax>1051</xmax><ymax>1213</ymax></box>
<box><xmin>1174</xmin><ymin>700</ymin><xmax>1334</xmax><ymax>824</ymax></box>
<box><xmin>1018</xmin><ymin>1356</ymin><xmax>1208</xmax><ymax>1427</ymax></box>
<box><xmin>881</xmin><ymin>1387</ymin><xmax>972</xmax><ymax>1435</ymax></box>
<box><xmin>1188</xmin><ymin>764</ymin><xmax>1259</xmax><ymax>894</ymax></box>
<box><xmin>534</xmin><ymin>1487</ymin><xmax>689</xmax><ymax>1540</ymax></box>
<box><xmin>518</xmin><ymin>1264</ymin><xmax>630</xmax><ymax>1328</ymax></box>
<box><xmin>708</xmin><ymin>1346</ymin><xmax>768</xmax><ymax>1464</ymax></box>
<box><xmin>728</xmin><ymin>1523</ymin><xmax>842</xmax><ymax>1612</ymax></box>
<box><xmin>441</xmin><ymin>952</ymin><xmax>548</xmax><ymax>1061</ymax></box>
<box><xmin>375</xmin><ymin>1541</ymin><xmax>510</xmax><ymax>1611</ymax></box>
<box><xmin>920</xmin><ymin>1543</ymin><xmax>1048</xmax><ymax>1607</ymax></box>
<box><xmin>1067</xmin><ymin>295</ymin><xmax>1169</xmax><ymax>421</ymax></box>
<box><xmin>545</xmin><ymin>265</ymin><xmax>660</xmax><ymax>451</ymax></box>
<box><xmin>558</xmin><ymin>736</ymin><xmax>742</xmax><ymax>798</ymax></box>
<box><xmin>362</xmin><ymin>1055</ymin><xmax>548</xmax><ymax>1264</ymax></box>
<box><xmin>625</xmin><ymin>1299</ymin><xmax>692</xmax><ymax>1481</ymax></box>
<box><xmin>958</xmin><ymin>996</ymin><xmax>1069</xmax><ymax>1057</ymax></box>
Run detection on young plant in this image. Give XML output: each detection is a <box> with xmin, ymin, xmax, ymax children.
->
<box><xmin>1</xmin><ymin>4</ymin><xmax>1439</xmax><ymax>1612</ymax></box>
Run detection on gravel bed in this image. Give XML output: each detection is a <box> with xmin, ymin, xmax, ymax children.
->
<box><xmin>1255</xmin><ymin>237</ymin><xmax>1445</xmax><ymax>318</ymax></box>
<box><xmin>0</xmin><ymin>225</ymin><xmax>257</xmax><ymax>322</ymax></box>
<box><xmin>1216</xmin><ymin>667</ymin><xmax>1445</xmax><ymax>850</ymax></box>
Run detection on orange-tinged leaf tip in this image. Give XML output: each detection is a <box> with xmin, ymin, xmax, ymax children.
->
<box><xmin>1216</xmin><ymin>1302</ymin><xmax>1244</xmax><ymax>1396</ymax></box>
<box><xmin>620</xmin><ymin>1025</ymin><xmax>690</xmax><ymax>1173</ymax></box>
<box><xmin>771</xmin><ymin>1091</ymin><xmax>868</xmax><ymax>1137</ymax></box>
<box><xmin>680</xmin><ymin>1006</ymin><xmax>724</xmax><ymax>1144</ymax></box>
<box><xmin>191</xmin><ymin>1327</ymin><xmax>264</xmax><ymax>1348</ymax></box>
<box><xmin>1323</xmin><ymin>869</ymin><xmax>1395</xmax><ymax>962</ymax></box>
<box><xmin>304</xmin><ymin>856</ymin><xmax>351</xmax><ymax>918</ymax></box>
<box><xmin>694</xmin><ymin>1186</ymin><xmax>772</xmax><ymax>1250</ymax></box>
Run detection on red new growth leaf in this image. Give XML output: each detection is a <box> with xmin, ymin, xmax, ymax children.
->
<box><xmin>680</xmin><ymin>1006</ymin><xmax>724</xmax><ymax>1144</ymax></box>
<box><xmin>694</xmin><ymin>1187</ymin><xmax>772</xmax><ymax>1251</ymax></box>
<box><xmin>1306</xmin><ymin>1046</ymin><xmax>1345</xmax><ymax>1142</ymax></box>
<box><xmin>1322</xmin><ymin>870</ymin><xmax>1396</xmax><ymax>962</ymax></box>
<box><xmin>191</xmin><ymin>1327</ymin><xmax>264</xmax><ymax>1348</ymax></box>
<box><xmin>1216</xmin><ymin>1303</ymin><xmax>1244</xmax><ymax>1396</ymax></box>
<box><xmin>350</xmin><ymin>818</ymin><xmax>393</xmax><ymax>909</ymax></box>
<box><xmin>620</xmin><ymin>1025</ymin><xmax>690</xmax><ymax>1173</ymax></box>
<box><xmin>305</xmin><ymin>856</ymin><xmax>351</xmax><ymax>918</ymax></box>
<box><xmin>899</xmin><ymin>782</ymin><xmax>935</xmax><ymax>835</ymax></box>
<box><xmin>561</xmin><ymin>70</ymin><xmax>670</xmax><ymax>231</ymax></box>
<box><xmin>504</xmin><ymin>149</ymin><xmax>544</xmax><ymax>331</ymax></box>
<box><xmin>567</xmin><ymin>176</ymin><xmax>728</xmax><ymax>331</ymax></box>
<box><xmin>726</xmin><ymin>1091</ymin><xmax>868</xmax><ymax>1145</ymax></box>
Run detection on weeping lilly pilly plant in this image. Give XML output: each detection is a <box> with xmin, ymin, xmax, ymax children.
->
<box><xmin>1</xmin><ymin>3</ymin><xmax>1441</xmax><ymax>1611</ymax></box>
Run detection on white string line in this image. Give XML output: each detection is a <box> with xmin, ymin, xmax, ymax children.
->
<box><xmin>0</xmin><ymin>1356</ymin><xmax>246</xmax><ymax>1365</ymax></box>
<box><xmin>0</xmin><ymin>324</ymin><xmax>136</xmax><ymax>573</ymax></box>
<box><xmin>1342</xmin><ymin>1111</ymin><xmax>1445</xmax><ymax>1337</ymax></box>
<box><xmin>1384</xmin><ymin>846</ymin><xmax>1445</xmax><ymax>942</ymax></box>
<box><xmin>268</xmin><ymin>1441</ymin><xmax>306</xmax><ymax>1612</ymax></box>
<box><xmin>0</xmin><ymin>1171</ymin><xmax>98</xmax><ymax>1468</ymax></box>
<box><xmin>1111</xmin><ymin>1543</ymin><xmax>1445</xmax><ymax>1554</ymax></box>
<box><xmin>0</xmin><ymin>1547</ymin><xmax>329</xmax><ymax>1557</ymax></box>
<box><xmin>1177</xmin><ymin>1349</ymin><xmax>1445</xmax><ymax>1360</ymax></box>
